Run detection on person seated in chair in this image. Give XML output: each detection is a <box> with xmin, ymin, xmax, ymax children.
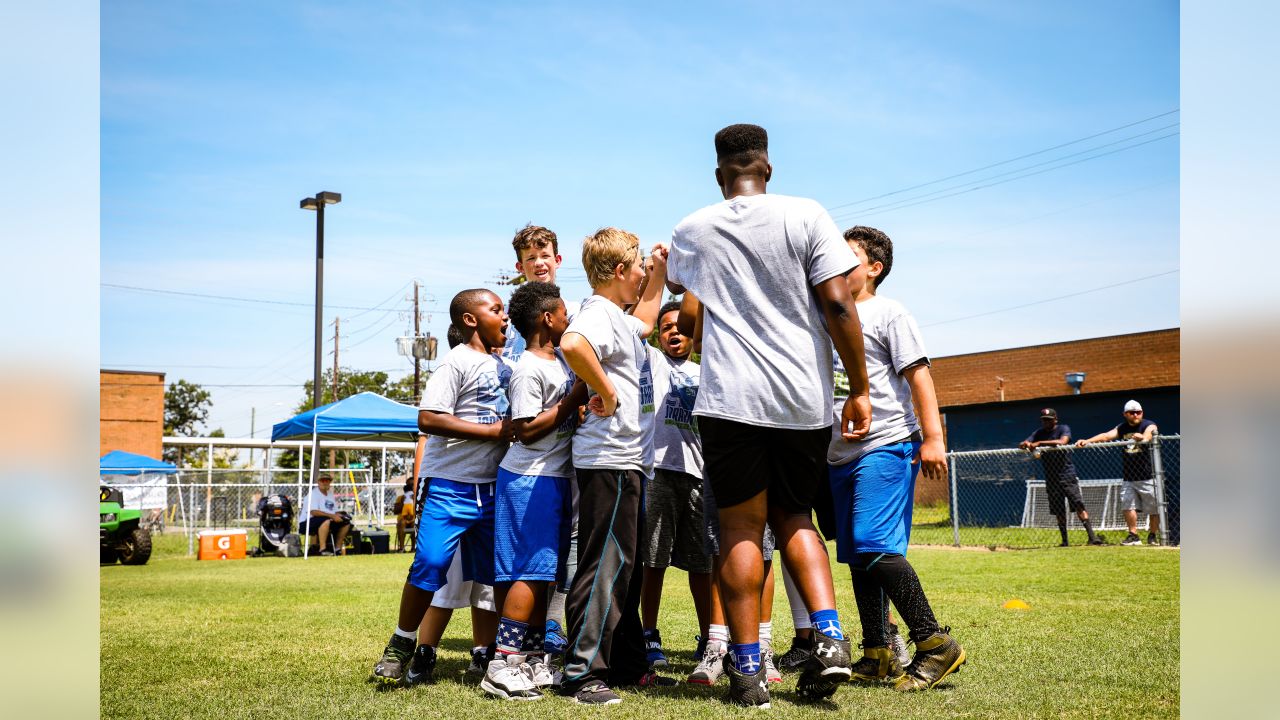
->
<box><xmin>299</xmin><ymin>475</ymin><xmax>351</xmax><ymax>556</ymax></box>
<box><xmin>393</xmin><ymin>479</ymin><xmax>418</xmax><ymax>553</ymax></box>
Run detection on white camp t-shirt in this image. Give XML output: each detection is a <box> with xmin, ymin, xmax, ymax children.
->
<box><xmin>828</xmin><ymin>295</ymin><xmax>928</xmax><ymax>466</ymax></box>
<box><xmin>499</xmin><ymin>350</ymin><xmax>578</xmax><ymax>478</ymax></box>
<box><xmin>565</xmin><ymin>295</ymin><xmax>655</xmax><ymax>474</ymax></box>
<box><xmin>418</xmin><ymin>344</ymin><xmax>512</xmax><ymax>484</ymax></box>
<box><xmin>302</xmin><ymin>487</ymin><xmax>338</xmax><ymax>517</ymax></box>
<box><xmin>668</xmin><ymin>193</ymin><xmax>858</xmax><ymax>430</ymax></box>
<box><xmin>649</xmin><ymin>346</ymin><xmax>703</xmax><ymax>478</ymax></box>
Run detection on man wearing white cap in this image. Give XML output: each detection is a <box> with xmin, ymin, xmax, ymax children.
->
<box><xmin>1076</xmin><ymin>401</ymin><xmax>1161</xmax><ymax>545</ymax></box>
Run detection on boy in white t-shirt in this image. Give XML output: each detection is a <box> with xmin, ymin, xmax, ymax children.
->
<box><xmin>666</xmin><ymin>123</ymin><xmax>871</xmax><ymax>707</ymax></box>
<box><xmin>370</xmin><ymin>289</ymin><xmax>515</xmax><ymax>687</ymax></box>
<box><xmin>482</xmin><ymin>281</ymin><xmax>587</xmax><ymax>700</ymax></box>
<box><xmin>557</xmin><ymin>228</ymin><xmax>670</xmax><ymax>705</ymax></box>
<box><xmin>827</xmin><ymin>226</ymin><xmax>964</xmax><ymax>691</ymax></box>
<box><xmin>638</xmin><ymin>301</ymin><xmax>707</xmax><ymax>669</ymax></box>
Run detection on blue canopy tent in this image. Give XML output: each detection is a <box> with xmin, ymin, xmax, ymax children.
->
<box><xmin>100</xmin><ymin>450</ymin><xmax>185</xmax><ymax>540</ymax></box>
<box><xmin>100</xmin><ymin>450</ymin><xmax>177</xmax><ymax>476</ymax></box>
<box><xmin>271</xmin><ymin>391</ymin><xmax>419</xmax><ymax>443</ymax></box>
<box><xmin>271</xmin><ymin>392</ymin><xmax>420</xmax><ymax>557</ymax></box>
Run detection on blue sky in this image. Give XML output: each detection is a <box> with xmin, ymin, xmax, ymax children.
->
<box><xmin>101</xmin><ymin>1</ymin><xmax>1179</xmax><ymax>439</ymax></box>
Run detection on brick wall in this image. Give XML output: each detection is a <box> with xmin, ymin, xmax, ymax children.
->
<box><xmin>931</xmin><ymin>328</ymin><xmax>1179</xmax><ymax>408</ymax></box>
<box><xmin>100</xmin><ymin>370</ymin><xmax>165</xmax><ymax>459</ymax></box>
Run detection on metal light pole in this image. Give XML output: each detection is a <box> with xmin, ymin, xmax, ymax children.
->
<box><xmin>300</xmin><ymin>191</ymin><xmax>340</xmax><ymax>558</ymax></box>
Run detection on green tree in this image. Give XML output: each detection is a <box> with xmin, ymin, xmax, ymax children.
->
<box><xmin>164</xmin><ymin>379</ymin><xmax>226</xmax><ymax>464</ymax></box>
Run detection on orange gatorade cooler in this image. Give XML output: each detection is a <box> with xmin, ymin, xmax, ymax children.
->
<box><xmin>197</xmin><ymin>529</ymin><xmax>248</xmax><ymax>560</ymax></box>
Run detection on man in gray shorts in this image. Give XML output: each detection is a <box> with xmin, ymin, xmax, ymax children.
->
<box><xmin>1077</xmin><ymin>400</ymin><xmax>1161</xmax><ymax>545</ymax></box>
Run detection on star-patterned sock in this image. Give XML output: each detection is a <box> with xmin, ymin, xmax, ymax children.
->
<box><xmin>496</xmin><ymin>617</ymin><xmax>529</xmax><ymax>656</ymax></box>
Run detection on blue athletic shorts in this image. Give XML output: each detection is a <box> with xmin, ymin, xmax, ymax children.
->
<box><xmin>495</xmin><ymin>468</ymin><xmax>572</xmax><ymax>584</ymax></box>
<box><xmin>828</xmin><ymin>440</ymin><xmax>921</xmax><ymax>561</ymax></box>
<box><xmin>406</xmin><ymin>478</ymin><xmax>496</xmax><ymax>592</ymax></box>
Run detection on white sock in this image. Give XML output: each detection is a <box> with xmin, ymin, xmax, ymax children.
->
<box><xmin>547</xmin><ymin>589</ymin><xmax>568</xmax><ymax>627</ymax></box>
<box><xmin>759</xmin><ymin>621</ymin><xmax>773</xmax><ymax>651</ymax></box>
<box><xmin>394</xmin><ymin>626</ymin><xmax>417</xmax><ymax>641</ymax></box>
<box><xmin>709</xmin><ymin>623</ymin><xmax>730</xmax><ymax>648</ymax></box>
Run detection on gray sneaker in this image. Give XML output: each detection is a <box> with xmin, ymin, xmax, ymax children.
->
<box><xmin>572</xmin><ymin>681</ymin><xmax>622</xmax><ymax>705</ymax></box>
<box><xmin>524</xmin><ymin>656</ymin><xmax>555</xmax><ymax>689</ymax></box>
<box><xmin>480</xmin><ymin>654</ymin><xmax>543</xmax><ymax>701</ymax></box>
<box><xmin>890</xmin><ymin>631</ymin><xmax>912</xmax><ymax>669</ymax></box>
<box><xmin>688</xmin><ymin>640</ymin><xmax>728</xmax><ymax>685</ymax></box>
<box><xmin>763</xmin><ymin>647</ymin><xmax>781</xmax><ymax>684</ymax></box>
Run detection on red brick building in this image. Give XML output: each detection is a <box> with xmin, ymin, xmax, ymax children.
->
<box><xmin>912</xmin><ymin>328</ymin><xmax>1180</xmax><ymax>504</ymax></box>
<box><xmin>100</xmin><ymin>370</ymin><xmax>166</xmax><ymax>459</ymax></box>
<box><xmin>931</xmin><ymin>328</ymin><xmax>1180</xmax><ymax>408</ymax></box>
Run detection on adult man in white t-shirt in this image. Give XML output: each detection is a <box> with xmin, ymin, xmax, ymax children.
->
<box><xmin>666</xmin><ymin>123</ymin><xmax>871</xmax><ymax>708</ymax></box>
<box><xmin>300</xmin><ymin>475</ymin><xmax>350</xmax><ymax>556</ymax></box>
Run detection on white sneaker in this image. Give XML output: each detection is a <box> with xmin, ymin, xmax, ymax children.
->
<box><xmin>524</xmin><ymin>656</ymin><xmax>555</xmax><ymax>689</ymax></box>
<box><xmin>480</xmin><ymin>654</ymin><xmax>543</xmax><ymax>701</ymax></box>
<box><xmin>688</xmin><ymin>641</ymin><xmax>728</xmax><ymax>685</ymax></box>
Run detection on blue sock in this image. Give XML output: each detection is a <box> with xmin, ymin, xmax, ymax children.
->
<box><xmin>810</xmin><ymin>608</ymin><xmax>846</xmax><ymax>641</ymax></box>
<box><xmin>731</xmin><ymin>642</ymin><xmax>762</xmax><ymax>674</ymax></box>
<box><xmin>496</xmin><ymin>617</ymin><xmax>529</xmax><ymax>655</ymax></box>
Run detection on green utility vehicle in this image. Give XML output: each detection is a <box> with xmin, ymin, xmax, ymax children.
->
<box><xmin>100</xmin><ymin>486</ymin><xmax>152</xmax><ymax>565</ymax></box>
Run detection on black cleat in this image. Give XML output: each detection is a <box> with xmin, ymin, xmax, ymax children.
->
<box><xmin>371</xmin><ymin>634</ymin><xmax>416</xmax><ymax>687</ymax></box>
<box><xmin>403</xmin><ymin>644</ymin><xmax>436</xmax><ymax>686</ymax></box>
<box><xmin>796</xmin><ymin>634</ymin><xmax>851</xmax><ymax>701</ymax></box>
<box><xmin>776</xmin><ymin>636</ymin><xmax>814</xmax><ymax>672</ymax></box>
<box><xmin>725</xmin><ymin>661</ymin><xmax>771</xmax><ymax>709</ymax></box>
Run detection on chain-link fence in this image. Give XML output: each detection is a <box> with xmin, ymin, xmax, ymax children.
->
<box><xmin>922</xmin><ymin>435</ymin><xmax>1180</xmax><ymax>548</ymax></box>
<box><xmin>100</xmin><ymin>468</ymin><xmax>415</xmax><ymax>550</ymax></box>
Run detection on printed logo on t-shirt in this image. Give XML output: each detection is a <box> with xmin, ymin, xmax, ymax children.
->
<box><xmin>1120</xmin><ymin>430</ymin><xmax>1145</xmax><ymax>454</ymax></box>
<box><xmin>639</xmin><ymin>351</ymin><xmax>654</xmax><ymax>414</ymax></box>
<box><xmin>663</xmin><ymin>369</ymin><xmax>699</xmax><ymax>434</ymax></box>
<box><xmin>474</xmin><ymin>364</ymin><xmax>513</xmax><ymax>424</ymax></box>
<box><xmin>554</xmin><ymin>376</ymin><xmax>578</xmax><ymax>439</ymax></box>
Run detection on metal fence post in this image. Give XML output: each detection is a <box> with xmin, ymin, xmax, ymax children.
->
<box><xmin>1151</xmin><ymin>435</ymin><xmax>1169</xmax><ymax>545</ymax></box>
<box><xmin>949</xmin><ymin>454</ymin><xmax>960</xmax><ymax>547</ymax></box>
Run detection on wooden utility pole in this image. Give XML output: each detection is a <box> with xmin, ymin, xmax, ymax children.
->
<box><xmin>413</xmin><ymin>281</ymin><xmax>422</xmax><ymax>404</ymax></box>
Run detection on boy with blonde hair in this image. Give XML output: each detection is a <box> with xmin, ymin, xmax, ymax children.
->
<box><xmin>557</xmin><ymin>228</ymin><xmax>671</xmax><ymax>704</ymax></box>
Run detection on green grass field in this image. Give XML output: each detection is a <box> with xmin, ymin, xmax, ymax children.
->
<box><xmin>101</xmin><ymin>533</ymin><xmax>1178</xmax><ymax>719</ymax></box>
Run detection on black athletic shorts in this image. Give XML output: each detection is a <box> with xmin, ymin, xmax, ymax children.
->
<box><xmin>699</xmin><ymin>415</ymin><xmax>832</xmax><ymax>514</ymax></box>
<box><xmin>298</xmin><ymin>515</ymin><xmax>350</xmax><ymax>535</ymax></box>
<box><xmin>1045</xmin><ymin>473</ymin><xmax>1087</xmax><ymax>515</ymax></box>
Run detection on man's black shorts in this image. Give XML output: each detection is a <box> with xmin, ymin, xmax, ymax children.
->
<box><xmin>1045</xmin><ymin>473</ymin><xmax>1087</xmax><ymax>515</ymax></box>
<box><xmin>299</xmin><ymin>515</ymin><xmax>350</xmax><ymax>535</ymax></box>
<box><xmin>699</xmin><ymin>415</ymin><xmax>831</xmax><ymax>514</ymax></box>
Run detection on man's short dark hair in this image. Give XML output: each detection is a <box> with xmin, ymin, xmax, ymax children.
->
<box><xmin>715</xmin><ymin>123</ymin><xmax>769</xmax><ymax>164</ymax></box>
<box><xmin>448</xmin><ymin>288</ymin><xmax>495</xmax><ymax>327</ymax></box>
<box><xmin>446</xmin><ymin>324</ymin><xmax>463</xmax><ymax>348</ymax></box>
<box><xmin>843</xmin><ymin>225</ymin><xmax>894</xmax><ymax>288</ymax></box>
<box><xmin>658</xmin><ymin>301</ymin><xmax>682</xmax><ymax>323</ymax></box>
<box><xmin>508</xmin><ymin>281</ymin><xmax>562</xmax><ymax>340</ymax></box>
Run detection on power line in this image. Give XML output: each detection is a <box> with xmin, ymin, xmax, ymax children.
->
<box><xmin>921</xmin><ymin>269</ymin><xmax>1178</xmax><ymax>328</ymax></box>
<box><xmin>102</xmin><ymin>282</ymin><xmax>440</xmax><ymax>312</ymax></box>
<box><xmin>837</xmin><ymin>131</ymin><xmax>1178</xmax><ymax>221</ymax></box>
<box><xmin>833</xmin><ymin>124</ymin><xmax>1177</xmax><ymax>220</ymax></box>
<box><xmin>825</xmin><ymin>109</ymin><xmax>1179</xmax><ymax>212</ymax></box>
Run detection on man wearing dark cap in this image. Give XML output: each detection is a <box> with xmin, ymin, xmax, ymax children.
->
<box><xmin>1019</xmin><ymin>409</ymin><xmax>1103</xmax><ymax>546</ymax></box>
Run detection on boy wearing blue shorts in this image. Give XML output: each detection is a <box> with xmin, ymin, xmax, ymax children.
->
<box><xmin>483</xmin><ymin>282</ymin><xmax>587</xmax><ymax>700</ymax></box>
<box><xmin>370</xmin><ymin>289</ymin><xmax>515</xmax><ymax>686</ymax></box>
<box><xmin>827</xmin><ymin>226</ymin><xmax>965</xmax><ymax>691</ymax></box>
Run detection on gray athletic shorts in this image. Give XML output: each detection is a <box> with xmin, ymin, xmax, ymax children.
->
<box><xmin>698</xmin><ymin>475</ymin><xmax>774</xmax><ymax>563</ymax></box>
<box><xmin>644</xmin><ymin>469</ymin><xmax>713</xmax><ymax>574</ymax></box>
<box><xmin>1121</xmin><ymin>479</ymin><xmax>1159</xmax><ymax>516</ymax></box>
